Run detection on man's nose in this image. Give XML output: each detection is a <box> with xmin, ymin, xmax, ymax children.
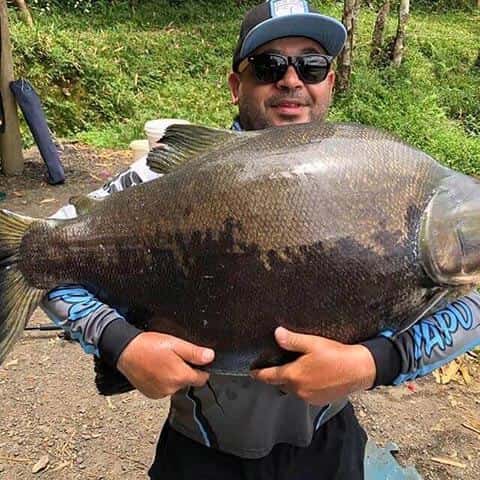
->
<box><xmin>276</xmin><ymin>65</ymin><xmax>303</xmax><ymax>89</ymax></box>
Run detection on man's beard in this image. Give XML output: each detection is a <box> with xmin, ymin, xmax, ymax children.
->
<box><xmin>238</xmin><ymin>91</ymin><xmax>330</xmax><ymax>131</ymax></box>
<box><xmin>238</xmin><ymin>100</ymin><xmax>272</xmax><ymax>131</ymax></box>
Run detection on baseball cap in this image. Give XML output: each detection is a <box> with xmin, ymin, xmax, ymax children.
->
<box><xmin>232</xmin><ymin>0</ymin><xmax>347</xmax><ymax>72</ymax></box>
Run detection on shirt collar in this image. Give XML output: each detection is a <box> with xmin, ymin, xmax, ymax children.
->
<box><xmin>231</xmin><ymin>117</ymin><xmax>244</xmax><ymax>132</ymax></box>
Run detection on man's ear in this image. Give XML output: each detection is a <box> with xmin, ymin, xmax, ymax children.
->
<box><xmin>326</xmin><ymin>70</ymin><xmax>336</xmax><ymax>95</ymax></box>
<box><xmin>228</xmin><ymin>72</ymin><xmax>240</xmax><ymax>105</ymax></box>
<box><xmin>326</xmin><ymin>70</ymin><xmax>335</xmax><ymax>92</ymax></box>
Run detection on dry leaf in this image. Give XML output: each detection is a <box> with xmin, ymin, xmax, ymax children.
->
<box><xmin>432</xmin><ymin>369</ymin><xmax>442</xmax><ymax>384</ymax></box>
<box><xmin>4</xmin><ymin>359</ymin><xmax>18</xmax><ymax>368</ymax></box>
<box><xmin>434</xmin><ymin>357</ymin><xmax>471</xmax><ymax>385</ymax></box>
<box><xmin>431</xmin><ymin>456</ymin><xmax>466</xmax><ymax>468</ymax></box>
<box><xmin>106</xmin><ymin>397</ymin><xmax>115</xmax><ymax>410</ymax></box>
<box><xmin>32</xmin><ymin>454</ymin><xmax>49</xmax><ymax>473</ymax></box>
<box><xmin>442</xmin><ymin>360</ymin><xmax>461</xmax><ymax>384</ymax></box>
<box><xmin>460</xmin><ymin>365</ymin><xmax>472</xmax><ymax>384</ymax></box>
<box><xmin>462</xmin><ymin>423</ymin><xmax>480</xmax><ymax>435</ymax></box>
<box><xmin>49</xmin><ymin>461</ymin><xmax>69</xmax><ymax>473</ymax></box>
<box><xmin>465</xmin><ymin>416</ymin><xmax>480</xmax><ymax>430</ymax></box>
<box><xmin>40</xmin><ymin>198</ymin><xmax>55</xmax><ymax>204</ymax></box>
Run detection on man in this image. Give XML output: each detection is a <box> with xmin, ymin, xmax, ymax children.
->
<box><xmin>43</xmin><ymin>1</ymin><xmax>480</xmax><ymax>479</ymax></box>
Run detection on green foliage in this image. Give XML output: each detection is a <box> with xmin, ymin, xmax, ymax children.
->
<box><xmin>413</xmin><ymin>0</ymin><xmax>477</xmax><ymax>13</ymax></box>
<box><xmin>29</xmin><ymin>0</ymin><xmax>103</xmax><ymax>14</ymax></box>
<box><xmin>331</xmin><ymin>7</ymin><xmax>480</xmax><ymax>174</ymax></box>
<box><xmin>8</xmin><ymin>0</ymin><xmax>480</xmax><ymax>175</ymax></box>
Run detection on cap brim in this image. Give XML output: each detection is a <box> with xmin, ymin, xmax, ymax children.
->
<box><xmin>239</xmin><ymin>14</ymin><xmax>347</xmax><ymax>60</ymax></box>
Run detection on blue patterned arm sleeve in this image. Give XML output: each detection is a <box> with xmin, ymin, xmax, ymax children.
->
<box><xmin>361</xmin><ymin>292</ymin><xmax>480</xmax><ymax>387</ymax></box>
<box><xmin>41</xmin><ymin>285</ymin><xmax>126</xmax><ymax>357</ymax></box>
<box><xmin>387</xmin><ymin>292</ymin><xmax>480</xmax><ymax>385</ymax></box>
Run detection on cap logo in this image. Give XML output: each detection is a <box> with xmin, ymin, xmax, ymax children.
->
<box><xmin>270</xmin><ymin>0</ymin><xmax>309</xmax><ymax>17</ymax></box>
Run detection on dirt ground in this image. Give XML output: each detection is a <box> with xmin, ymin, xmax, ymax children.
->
<box><xmin>0</xmin><ymin>144</ymin><xmax>478</xmax><ymax>479</ymax></box>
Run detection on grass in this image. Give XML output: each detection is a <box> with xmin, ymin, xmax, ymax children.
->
<box><xmin>7</xmin><ymin>0</ymin><xmax>480</xmax><ymax>174</ymax></box>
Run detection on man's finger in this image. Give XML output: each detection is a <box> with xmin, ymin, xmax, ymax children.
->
<box><xmin>170</xmin><ymin>338</ymin><xmax>215</xmax><ymax>366</ymax></box>
<box><xmin>251</xmin><ymin>365</ymin><xmax>288</xmax><ymax>385</ymax></box>
<box><xmin>186</xmin><ymin>369</ymin><xmax>210</xmax><ymax>388</ymax></box>
<box><xmin>275</xmin><ymin>327</ymin><xmax>316</xmax><ymax>353</ymax></box>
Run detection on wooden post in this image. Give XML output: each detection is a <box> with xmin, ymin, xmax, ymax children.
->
<box><xmin>392</xmin><ymin>0</ymin><xmax>410</xmax><ymax>67</ymax></box>
<box><xmin>0</xmin><ymin>0</ymin><xmax>24</xmax><ymax>176</ymax></box>
<box><xmin>13</xmin><ymin>0</ymin><xmax>33</xmax><ymax>27</ymax></box>
<box><xmin>370</xmin><ymin>0</ymin><xmax>390</xmax><ymax>62</ymax></box>
<box><xmin>337</xmin><ymin>0</ymin><xmax>362</xmax><ymax>93</ymax></box>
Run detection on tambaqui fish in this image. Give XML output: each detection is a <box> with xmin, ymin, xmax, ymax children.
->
<box><xmin>1</xmin><ymin>122</ymin><xmax>479</xmax><ymax>386</ymax></box>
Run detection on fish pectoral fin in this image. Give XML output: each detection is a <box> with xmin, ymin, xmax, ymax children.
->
<box><xmin>146</xmin><ymin>123</ymin><xmax>259</xmax><ymax>174</ymax></box>
<box><xmin>393</xmin><ymin>289</ymin><xmax>449</xmax><ymax>338</ymax></box>
<box><xmin>0</xmin><ymin>210</ymin><xmax>46</xmax><ymax>365</ymax></box>
<box><xmin>69</xmin><ymin>195</ymin><xmax>104</xmax><ymax>216</ymax></box>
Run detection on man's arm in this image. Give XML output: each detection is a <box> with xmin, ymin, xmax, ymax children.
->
<box><xmin>43</xmin><ymin>286</ymin><xmax>214</xmax><ymax>399</ymax></box>
<box><xmin>41</xmin><ymin>285</ymin><xmax>137</xmax><ymax>359</ymax></box>
<box><xmin>253</xmin><ymin>293</ymin><xmax>480</xmax><ymax>405</ymax></box>
<box><xmin>365</xmin><ymin>292</ymin><xmax>480</xmax><ymax>386</ymax></box>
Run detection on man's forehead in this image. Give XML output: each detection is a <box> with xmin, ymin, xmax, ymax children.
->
<box><xmin>254</xmin><ymin>36</ymin><xmax>326</xmax><ymax>55</ymax></box>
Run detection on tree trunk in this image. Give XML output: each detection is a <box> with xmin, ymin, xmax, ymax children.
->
<box><xmin>0</xmin><ymin>0</ymin><xmax>24</xmax><ymax>175</ymax></box>
<box><xmin>337</xmin><ymin>0</ymin><xmax>362</xmax><ymax>92</ymax></box>
<box><xmin>392</xmin><ymin>0</ymin><xmax>410</xmax><ymax>67</ymax></box>
<box><xmin>13</xmin><ymin>0</ymin><xmax>33</xmax><ymax>27</ymax></box>
<box><xmin>370</xmin><ymin>0</ymin><xmax>390</xmax><ymax>62</ymax></box>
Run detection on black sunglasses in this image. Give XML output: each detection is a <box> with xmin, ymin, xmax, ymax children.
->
<box><xmin>239</xmin><ymin>53</ymin><xmax>333</xmax><ymax>85</ymax></box>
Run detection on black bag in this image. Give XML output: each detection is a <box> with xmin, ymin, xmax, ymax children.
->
<box><xmin>10</xmin><ymin>79</ymin><xmax>65</xmax><ymax>184</ymax></box>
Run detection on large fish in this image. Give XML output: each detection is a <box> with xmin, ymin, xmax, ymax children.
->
<box><xmin>1</xmin><ymin>122</ymin><xmax>479</xmax><ymax>382</ymax></box>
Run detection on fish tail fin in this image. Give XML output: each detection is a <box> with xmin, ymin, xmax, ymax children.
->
<box><xmin>0</xmin><ymin>209</ymin><xmax>46</xmax><ymax>365</ymax></box>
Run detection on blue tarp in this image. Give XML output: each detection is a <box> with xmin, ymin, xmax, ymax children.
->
<box><xmin>365</xmin><ymin>441</ymin><xmax>423</xmax><ymax>480</ymax></box>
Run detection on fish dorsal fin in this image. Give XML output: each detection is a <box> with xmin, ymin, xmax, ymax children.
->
<box><xmin>146</xmin><ymin>124</ymin><xmax>258</xmax><ymax>174</ymax></box>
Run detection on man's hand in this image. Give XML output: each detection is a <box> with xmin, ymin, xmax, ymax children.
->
<box><xmin>117</xmin><ymin>332</ymin><xmax>215</xmax><ymax>399</ymax></box>
<box><xmin>251</xmin><ymin>327</ymin><xmax>376</xmax><ymax>405</ymax></box>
